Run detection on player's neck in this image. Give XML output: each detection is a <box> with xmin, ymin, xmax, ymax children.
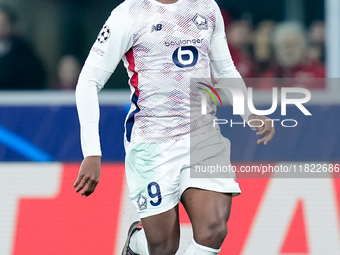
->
<box><xmin>156</xmin><ymin>0</ymin><xmax>179</xmax><ymax>4</ymax></box>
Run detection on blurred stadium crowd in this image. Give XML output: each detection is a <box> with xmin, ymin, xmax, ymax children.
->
<box><xmin>223</xmin><ymin>16</ymin><xmax>326</xmax><ymax>89</ymax></box>
<box><xmin>0</xmin><ymin>0</ymin><xmax>327</xmax><ymax>90</ymax></box>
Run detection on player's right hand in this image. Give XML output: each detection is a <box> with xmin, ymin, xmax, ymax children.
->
<box><xmin>73</xmin><ymin>156</ymin><xmax>101</xmax><ymax>197</ymax></box>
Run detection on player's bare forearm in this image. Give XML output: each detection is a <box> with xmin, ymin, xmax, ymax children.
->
<box><xmin>74</xmin><ymin>156</ymin><xmax>101</xmax><ymax>197</ymax></box>
<box><xmin>248</xmin><ymin>114</ymin><xmax>276</xmax><ymax>145</ymax></box>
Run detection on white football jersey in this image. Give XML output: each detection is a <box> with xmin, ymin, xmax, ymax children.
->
<box><xmin>77</xmin><ymin>0</ymin><xmax>251</xmax><ymax>156</ymax></box>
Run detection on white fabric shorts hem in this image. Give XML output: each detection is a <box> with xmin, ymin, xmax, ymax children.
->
<box><xmin>124</xmin><ymin>130</ymin><xmax>241</xmax><ymax>218</ymax></box>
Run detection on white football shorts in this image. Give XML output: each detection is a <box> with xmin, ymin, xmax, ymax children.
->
<box><xmin>124</xmin><ymin>130</ymin><xmax>241</xmax><ymax>218</ymax></box>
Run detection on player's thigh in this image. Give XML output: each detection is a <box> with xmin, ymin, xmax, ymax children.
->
<box><xmin>125</xmin><ymin>141</ymin><xmax>187</xmax><ymax>218</ymax></box>
<box><xmin>181</xmin><ymin>188</ymin><xmax>232</xmax><ymax>245</ymax></box>
<box><xmin>181</xmin><ymin>188</ymin><xmax>232</xmax><ymax>225</ymax></box>
<box><xmin>141</xmin><ymin>205</ymin><xmax>180</xmax><ymax>251</ymax></box>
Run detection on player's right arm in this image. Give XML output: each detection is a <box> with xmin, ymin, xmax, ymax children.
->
<box><xmin>74</xmin><ymin>3</ymin><xmax>133</xmax><ymax>196</ymax></box>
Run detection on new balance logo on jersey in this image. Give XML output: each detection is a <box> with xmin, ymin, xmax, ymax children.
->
<box><xmin>151</xmin><ymin>24</ymin><xmax>163</xmax><ymax>33</ymax></box>
<box><xmin>193</xmin><ymin>13</ymin><xmax>208</xmax><ymax>30</ymax></box>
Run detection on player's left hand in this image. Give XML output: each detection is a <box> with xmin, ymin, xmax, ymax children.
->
<box><xmin>249</xmin><ymin>114</ymin><xmax>275</xmax><ymax>145</ymax></box>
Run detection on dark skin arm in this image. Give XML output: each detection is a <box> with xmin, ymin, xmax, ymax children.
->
<box><xmin>74</xmin><ymin>156</ymin><xmax>101</xmax><ymax>197</ymax></box>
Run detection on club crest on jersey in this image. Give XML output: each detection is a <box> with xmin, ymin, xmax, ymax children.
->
<box><xmin>137</xmin><ymin>194</ymin><xmax>147</xmax><ymax>211</ymax></box>
<box><xmin>97</xmin><ymin>25</ymin><xmax>110</xmax><ymax>44</ymax></box>
<box><xmin>192</xmin><ymin>14</ymin><xmax>208</xmax><ymax>30</ymax></box>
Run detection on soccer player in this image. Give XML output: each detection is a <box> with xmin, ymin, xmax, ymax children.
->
<box><xmin>74</xmin><ymin>0</ymin><xmax>275</xmax><ymax>255</ymax></box>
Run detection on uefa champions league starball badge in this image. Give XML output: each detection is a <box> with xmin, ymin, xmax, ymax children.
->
<box><xmin>97</xmin><ymin>25</ymin><xmax>111</xmax><ymax>44</ymax></box>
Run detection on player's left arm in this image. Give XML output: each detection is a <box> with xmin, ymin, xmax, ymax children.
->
<box><xmin>248</xmin><ymin>114</ymin><xmax>275</xmax><ymax>145</ymax></box>
<box><xmin>208</xmin><ymin>2</ymin><xmax>275</xmax><ymax>145</ymax></box>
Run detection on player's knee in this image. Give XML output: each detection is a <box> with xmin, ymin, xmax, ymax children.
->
<box><xmin>148</xmin><ymin>236</ymin><xmax>179</xmax><ymax>255</ymax></box>
<box><xmin>194</xmin><ymin>219</ymin><xmax>228</xmax><ymax>248</ymax></box>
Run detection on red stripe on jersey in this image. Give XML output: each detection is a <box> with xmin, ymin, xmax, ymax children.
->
<box><xmin>125</xmin><ymin>49</ymin><xmax>139</xmax><ymax>97</ymax></box>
